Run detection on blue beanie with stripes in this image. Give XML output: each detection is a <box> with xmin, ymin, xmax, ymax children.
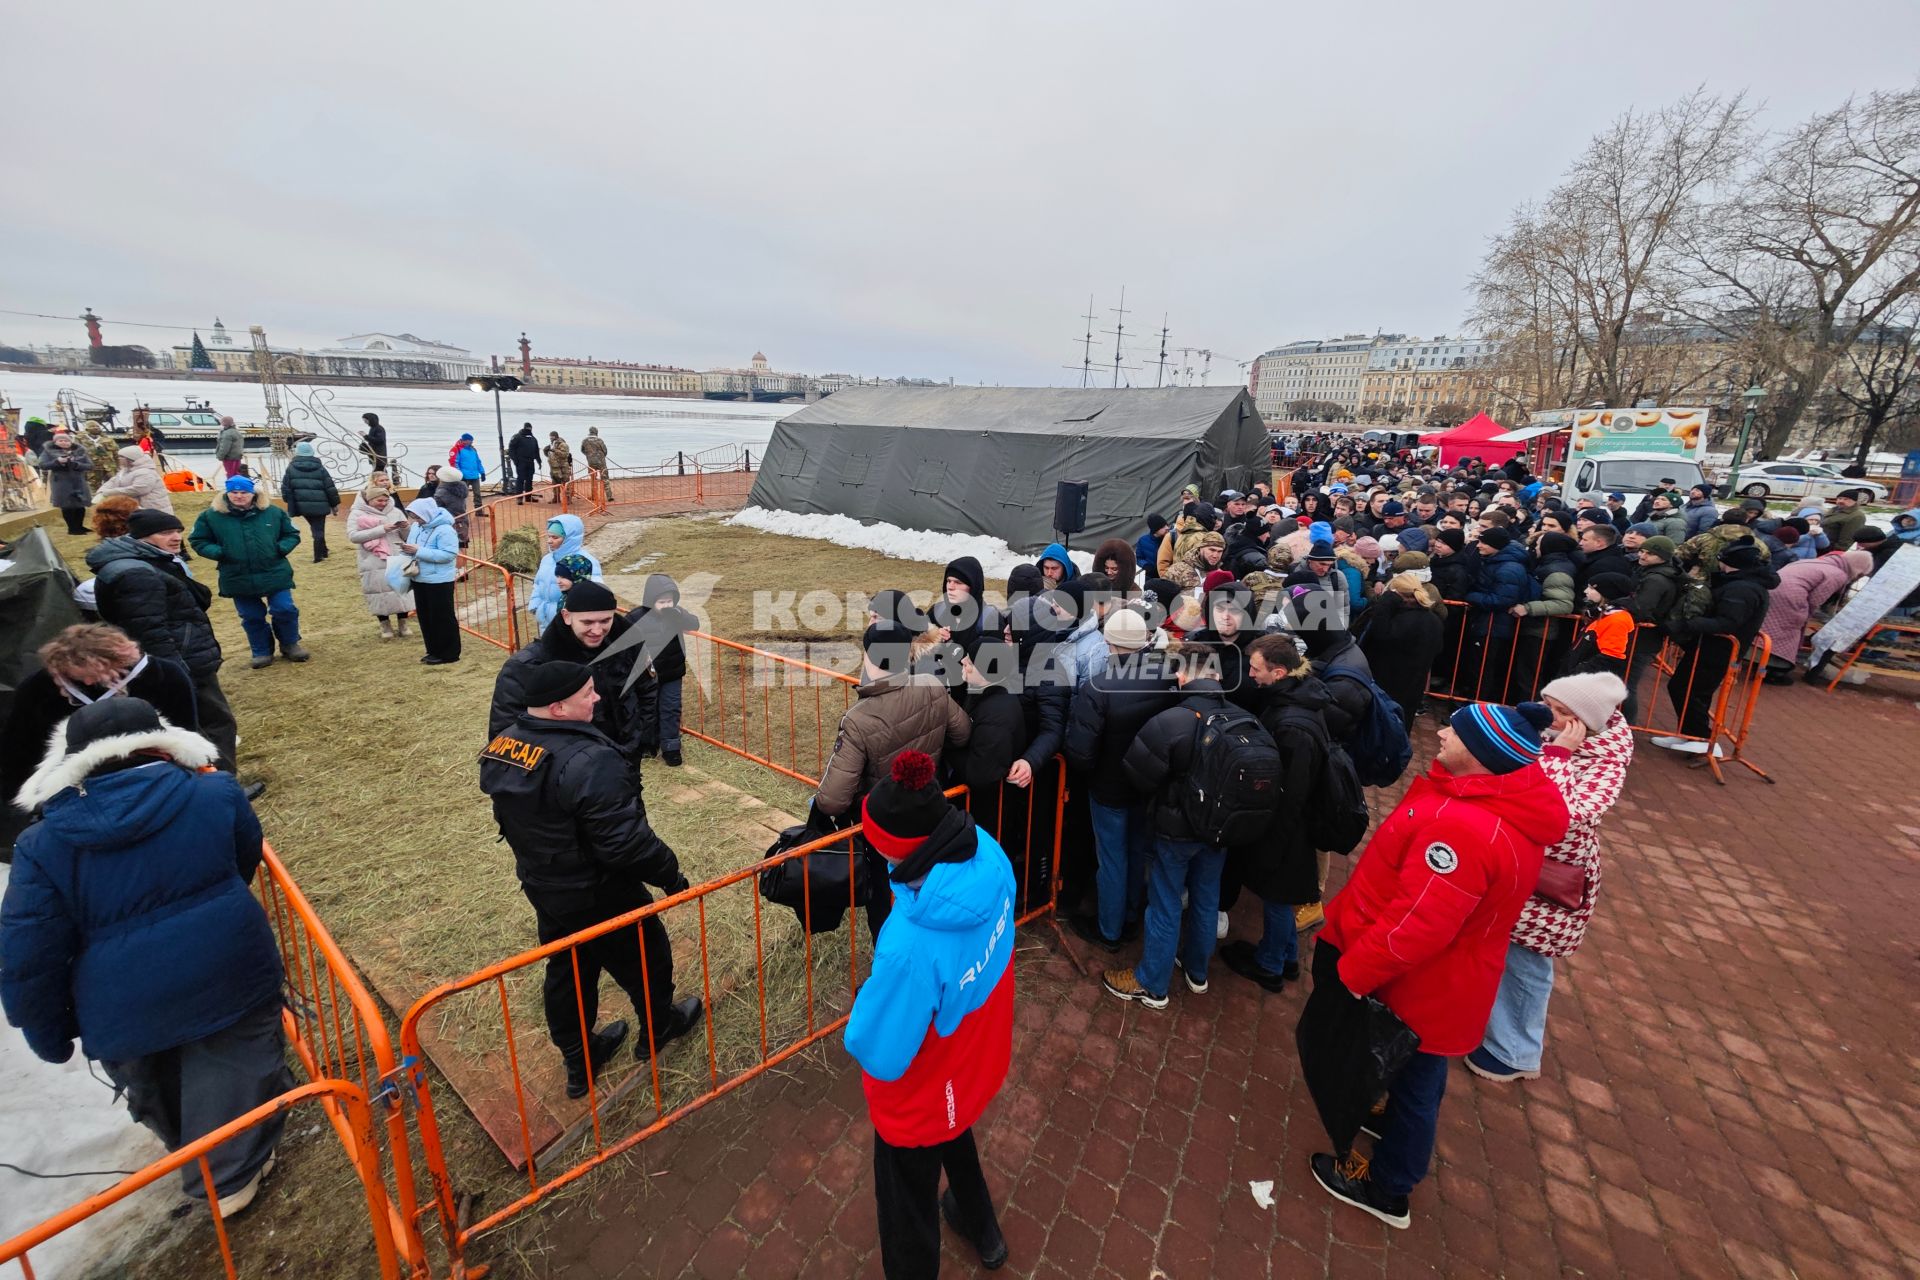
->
<box><xmin>1449</xmin><ymin>702</ymin><xmax>1554</xmax><ymax>774</ymax></box>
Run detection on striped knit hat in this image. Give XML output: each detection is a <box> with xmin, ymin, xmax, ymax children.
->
<box><xmin>1449</xmin><ymin>702</ymin><xmax>1554</xmax><ymax>775</ymax></box>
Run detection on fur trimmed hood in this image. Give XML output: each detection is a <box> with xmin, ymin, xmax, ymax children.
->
<box><xmin>15</xmin><ymin>719</ymin><xmax>220</xmax><ymax>812</ymax></box>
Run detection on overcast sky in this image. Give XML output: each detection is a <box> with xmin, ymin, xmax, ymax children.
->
<box><xmin>7</xmin><ymin>1</ymin><xmax>1918</xmax><ymax>386</ymax></box>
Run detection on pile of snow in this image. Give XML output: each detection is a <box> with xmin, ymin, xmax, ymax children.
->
<box><xmin>0</xmin><ymin>866</ymin><xmax>174</xmax><ymax>1278</ymax></box>
<box><xmin>729</xmin><ymin>506</ymin><xmax>1094</xmax><ymax>581</ymax></box>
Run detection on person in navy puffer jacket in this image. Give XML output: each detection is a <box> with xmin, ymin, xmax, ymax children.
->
<box><xmin>845</xmin><ymin>751</ymin><xmax>1014</xmax><ymax>1278</ymax></box>
<box><xmin>1</xmin><ymin>698</ymin><xmax>290</xmax><ymax>1212</ymax></box>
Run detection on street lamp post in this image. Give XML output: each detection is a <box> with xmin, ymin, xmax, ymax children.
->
<box><xmin>468</xmin><ymin>368</ymin><xmax>523</xmax><ymax>495</ymax></box>
<box><xmin>1726</xmin><ymin>384</ymin><xmax>1767</xmax><ymax>498</ymax></box>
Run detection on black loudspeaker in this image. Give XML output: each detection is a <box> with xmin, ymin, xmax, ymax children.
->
<box><xmin>1054</xmin><ymin>480</ymin><xmax>1089</xmax><ymax>534</ymax></box>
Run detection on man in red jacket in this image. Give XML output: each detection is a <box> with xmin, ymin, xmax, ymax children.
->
<box><xmin>1309</xmin><ymin>700</ymin><xmax>1569</xmax><ymax>1228</ymax></box>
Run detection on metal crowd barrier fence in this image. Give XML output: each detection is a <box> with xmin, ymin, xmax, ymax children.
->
<box><xmin>0</xmin><ymin>1083</ymin><xmax>406</xmax><ymax>1280</ymax></box>
<box><xmin>3</xmin><ymin>848</ymin><xmax>429</xmax><ymax>1279</ymax></box>
<box><xmin>452</xmin><ymin>554</ymin><xmax>524</xmax><ymax>652</ymax></box>
<box><xmin>397</xmin><ymin>762</ymin><xmax>1066</xmax><ymax>1271</ymax></box>
<box><xmin>476</xmin><ymin>460</ymin><xmax>758</xmax><ymax>557</ymax></box>
<box><xmin>1423</xmin><ymin>603</ymin><xmax>1771</xmax><ymax>783</ymax></box>
<box><xmin>680</xmin><ymin>631</ymin><xmax>860</xmax><ymax>787</ymax></box>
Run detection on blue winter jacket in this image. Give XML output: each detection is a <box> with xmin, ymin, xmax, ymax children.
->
<box><xmin>1133</xmin><ymin>532</ymin><xmax>1161</xmax><ymax>576</ymax></box>
<box><xmin>395</xmin><ymin>499</ymin><xmax>461</xmax><ymax>587</ymax></box>
<box><xmin>1036</xmin><ymin>542</ymin><xmax>1078</xmax><ymax>582</ymax></box>
<box><xmin>1463</xmin><ymin>541</ymin><xmax>1533</xmax><ymax>637</ymax></box>
<box><xmin>1336</xmin><ymin>561</ymin><xmax>1368</xmax><ymax>614</ymax></box>
<box><xmin>1062</xmin><ymin>615</ymin><xmax>1108</xmax><ymax>687</ymax></box>
<box><xmin>454</xmin><ymin>443</ymin><xmax>486</xmax><ymax>482</ymax></box>
<box><xmin>529</xmin><ymin>514</ymin><xmax>604</xmax><ymax>629</ymax></box>
<box><xmin>1</xmin><ymin>747</ymin><xmax>280</xmax><ymax>1063</ymax></box>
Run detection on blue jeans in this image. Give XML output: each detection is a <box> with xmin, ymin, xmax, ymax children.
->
<box><xmin>1480</xmin><ymin>942</ymin><xmax>1555</xmax><ymax>1072</ymax></box>
<box><xmin>233</xmin><ymin>589</ymin><xmax>300</xmax><ymax>657</ymax></box>
<box><xmin>1133</xmin><ymin>837</ymin><xmax>1225</xmax><ymax>998</ymax></box>
<box><xmin>1370</xmin><ymin>1049</ymin><xmax>1450</xmax><ymax>1197</ymax></box>
<box><xmin>657</xmin><ymin>677</ymin><xmax>683</xmax><ymax>753</ymax></box>
<box><xmin>1088</xmin><ymin>800</ymin><xmax>1149</xmax><ymax>943</ymax></box>
<box><xmin>1254</xmin><ymin>897</ymin><xmax>1298</xmax><ymax>973</ymax></box>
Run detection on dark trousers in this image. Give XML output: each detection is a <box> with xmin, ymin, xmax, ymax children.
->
<box><xmin>195</xmin><ymin>674</ymin><xmax>239</xmax><ymax>772</ymax></box>
<box><xmin>100</xmin><ymin>1003</ymin><xmax>293</xmax><ymax>1198</ymax></box>
<box><xmin>1369</xmin><ymin>1049</ymin><xmax>1450</xmax><ymax>1197</ymax></box>
<box><xmin>412</xmin><ymin>580</ymin><xmax>461</xmax><ymax>661</ymax></box>
<box><xmin>513</xmin><ymin>460</ymin><xmax>535</xmax><ymax>499</ymax></box>
<box><xmin>872</xmin><ymin>1126</ymin><xmax>998</xmax><ymax>1280</ymax></box>
<box><xmin>531</xmin><ymin>886</ymin><xmax>675</xmax><ymax>1059</ymax></box>
<box><xmin>301</xmin><ymin>512</ymin><xmax>329</xmax><ymax>560</ymax></box>
<box><xmin>1666</xmin><ymin>638</ymin><xmax>1733</xmax><ymax>738</ymax></box>
<box><xmin>61</xmin><ymin>505</ymin><xmax>88</xmax><ymax>535</ymax></box>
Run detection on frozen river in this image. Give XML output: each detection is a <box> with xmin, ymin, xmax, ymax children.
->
<box><xmin>1</xmin><ymin>370</ymin><xmax>798</xmax><ymax>480</ymax></box>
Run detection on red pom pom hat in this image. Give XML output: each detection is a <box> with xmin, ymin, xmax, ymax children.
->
<box><xmin>861</xmin><ymin>750</ymin><xmax>952</xmax><ymax>859</ymax></box>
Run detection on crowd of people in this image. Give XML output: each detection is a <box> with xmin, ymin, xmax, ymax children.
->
<box><xmin>3</xmin><ymin>423</ymin><xmax>1913</xmax><ymax>1269</ymax></box>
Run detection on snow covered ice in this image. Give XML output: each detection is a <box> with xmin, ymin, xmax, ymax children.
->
<box><xmin>729</xmin><ymin>505</ymin><xmax>1095</xmax><ymax>579</ymax></box>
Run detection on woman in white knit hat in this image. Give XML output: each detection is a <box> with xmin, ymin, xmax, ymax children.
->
<box><xmin>1468</xmin><ymin>670</ymin><xmax>1634</xmax><ymax>1082</ymax></box>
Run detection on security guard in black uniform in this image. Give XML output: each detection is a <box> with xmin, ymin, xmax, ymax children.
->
<box><xmin>479</xmin><ymin>660</ymin><xmax>703</xmax><ymax>1099</ymax></box>
<box><xmin>487</xmin><ymin>579</ymin><xmax>661</xmax><ymax>769</ymax></box>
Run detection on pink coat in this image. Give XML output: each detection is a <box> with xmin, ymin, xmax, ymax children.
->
<box><xmin>1509</xmin><ymin>713</ymin><xmax>1634</xmax><ymax>959</ymax></box>
<box><xmin>1759</xmin><ymin>555</ymin><xmax>1859</xmax><ymax>663</ymax></box>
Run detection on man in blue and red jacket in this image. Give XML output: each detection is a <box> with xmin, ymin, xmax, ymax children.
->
<box><xmin>845</xmin><ymin>750</ymin><xmax>1015</xmax><ymax>1278</ymax></box>
<box><xmin>1308</xmin><ymin>700</ymin><xmax>1569</xmax><ymax>1229</ymax></box>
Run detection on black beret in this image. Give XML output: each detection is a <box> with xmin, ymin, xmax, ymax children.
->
<box><xmin>563</xmin><ymin>580</ymin><xmax>619</xmax><ymax>612</ymax></box>
<box><xmin>521</xmin><ymin>660</ymin><xmax>594</xmax><ymax>707</ymax></box>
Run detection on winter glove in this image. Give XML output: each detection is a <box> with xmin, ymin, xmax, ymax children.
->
<box><xmin>663</xmin><ymin>873</ymin><xmax>692</xmax><ymax>897</ymax></box>
<box><xmin>25</xmin><ymin>1028</ymin><xmax>76</xmax><ymax>1065</ymax></box>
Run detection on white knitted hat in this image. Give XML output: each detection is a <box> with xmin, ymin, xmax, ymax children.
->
<box><xmin>1540</xmin><ymin>672</ymin><xmax>1628</xmax><ymax>732</ymax></box>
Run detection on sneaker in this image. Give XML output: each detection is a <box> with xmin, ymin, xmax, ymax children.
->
<box><xmin>281</xmin><ymin>643</ymin><xmax>311</xmax><ymax>662</ymax></box>
<box><xmin>1311</xmin><ymin>1150</ymin><xmax>1410</xmax><ymax>1229</ymax></box>
<box><xmin>1102</xmin><ymin>968</ymin><xmax>1168</xmax><ymax>1010</ymax></box>
<box><xmin>249</xmin><ymin>654</ymin><xmax>274</xmax><ymax>670</ymax></box>
<box><xmin>1175</xmin><ymin>960</ymin><xmax>1208</xmax><ymax>995</ymax></box>
<box><xmin>1218</xmin><ymin>940</ymin><xmax>1285</xmax><ymax>994</ymax></box>
<box><xmin>564</xmin><ymin>1020</ymin><xmax>630</xmax><ymax>1099</ymax></box>
<box><xmin>1294</xmin><ymin>903</ymin><xmax>1325</xmax><ymax>933</ymax></box>
<box><xmin>1647</xmin><ymin>735</ymin><xmax>1688</xmax><ymax>750</ymax></box>
<box><xmin>1670</xmin><ymin>740</ymin><xmax>1726</xmax><ymax>759</ymax></box>
<box><xmin>1216</xmin><ymin>910</ymin><xmax>1230</xmax><ymax>940</ymax></box>
<box><xmin>1465</xmin><ymin>1045</ymin><xmax>1540</xmax><ymax>1082</ymax></box>
<box><xmin>940</xmin><ymin>1189</ymin><xmax>1009</xmax><ymax>1270</ymax></box>
<box><xmin>1359</xmin><ymin>1099</ymin><xmax>1388</xmax><ymax>1140</ymax></box>
<box><xmin>662</xmin><ymin>749</ymin><xmax>684</xmax><ymax>767</ymax></box>
<box><xmin>214</xmin><ymin>1153</ymin><xmax>276</xmax><ymax>1218</ymax></box>
<box><xmin>1066</xmin><ymin>911</ymin><xmax>1122</xmax><ymax>953</ymax></box>
<box><xmin>636</xmin><ymin>997</ymin><xmax>704</xmax><ymax>1061</ymax></box>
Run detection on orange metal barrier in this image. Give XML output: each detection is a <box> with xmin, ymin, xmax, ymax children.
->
<box><xmin>681</xmin><ymin>631</ymin><xmax>860</xmax><ymax>787</ymax></box>
<box><xmin>452</xmin><ymin>554</ymin><xmax>524</xmax><ymax>652</ymax></box>
<box><xmin>477</xmin><ymin>462</ymin><xmax>757</xmax><ymax>556</ymax></box>
<box><xmin>1422</xmin><ymin>604</ymin><xmax>1770</xmax><ymax>783</ymax></box>
<box><xmin>254</xmin><ymin>844</ymin><xmax>427</xmax><ymax>1271</ymax></box>
<box><xmin>0</xmin><ymin>1084</ymin><xmax>404</xmax><ymax>1280</ymax></box>
<box><xmin>397</xmin><ymin>761</ymin><xmax>1065</xmax><ymax>1271</ymax></box>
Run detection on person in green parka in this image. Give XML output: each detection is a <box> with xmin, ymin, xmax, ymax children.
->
<box><xmin>189</xmin><ymin>475</ymin><xmax>310</xmax><ymax>669</ymax></box>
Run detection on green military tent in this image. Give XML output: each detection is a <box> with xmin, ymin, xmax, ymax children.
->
<box><xmin>747</xmin><ymin>386</ymin><xmax>1271</xmax><ymax>550</ymax></box>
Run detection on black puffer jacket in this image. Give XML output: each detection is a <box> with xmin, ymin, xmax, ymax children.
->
<box><xmin>1300</xmin><ymin>632</ymin><xmax>1373</xmax><ymax>742</ymax></box>
<box><xmin>85</xmin><ymin>538</ymin><xmax>223</xmax><ymax>678</ymax></box>
<box><xmin>1246</xmin><ymin>674</ymin><xmax>1335</xmax><ymax>905</ymax></box>
<box><xmin>1629</xmin><ymin>562</ymin><xmax>1683</xmax><ymax>633</ymax></box>
<box><xmin>1429</xmin><ymin>552</ymin><xmax>1476</xmax><ymax>603</ymax></box>
<box><xmin>1354</xmin><ymin>592</ymin><xmax>1442</xmax><ymax>728</ymax></box>
<box><xmin>508</xmin><ymin>429</ymin><xmax>541</xmax><ymax>466</ymax></box>
<box><xmin>633</xmin><ymin>573</ymin><xmax>694</xmax><ymax>682</ymax></box>
<box><xmin>479</xmin><ymin>715</ymin><xmax>683</xmax><ymax>905</ymax></box>
<box><xmin>1122</xmin><ymin>680</ymin><xmax>1235</xmax><ymax>841</ymax></box>
<box><xmin>1670</xmin><ymin>564</ymin><xmax>1781</xmax><ymax>651</ymax></box>
<box><xmin>489</xmin><ymin>613</ymin><xmax>660</xmax><ymax>759</ymax></box>
<box><xmin>1064</xmin><ymin>662</ymin><xmax>1178</xmax><ymax>807</ymax></box>
<box><xmin>950</xmin><ymin>684</ymin><xmax>1030</xmax><ymax>839</ymax></box>
<box><xmin>0</xmin><ymin>660</ymin><xmax>201</xmax><ymax>816</ymax></box>
<box><xmin>278</xmin><ymin>456</ymin><xmax>340</xmax><ymax>516</ymax></box>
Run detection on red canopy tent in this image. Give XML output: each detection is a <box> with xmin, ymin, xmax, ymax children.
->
<box><xmin>1430</xmin><ymin>412</ymin><xmax>1523</xmax><ymax>467</ymax></box>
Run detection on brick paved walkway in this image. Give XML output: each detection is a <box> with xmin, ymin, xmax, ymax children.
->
<box><xmin>519</xmin><ymin>679</ymin><xmax>1920</xmax><ymax>1279</ymax></box>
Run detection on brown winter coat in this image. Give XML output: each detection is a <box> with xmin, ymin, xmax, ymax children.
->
<box><xmin>545</xmin><ymin>438</ymin><xmax>574</xmax><ymax>484</ymax></box>
<box><xmin>814</xmin><ymin>672</ymin><xmax>973</xmax><ymax>818</ymax></box>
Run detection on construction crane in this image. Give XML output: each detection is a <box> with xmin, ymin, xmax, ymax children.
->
<box><xmin>1172</xmin><ymin>347</ymin><xmax>1252</xmax><ymax>387</ymax></box>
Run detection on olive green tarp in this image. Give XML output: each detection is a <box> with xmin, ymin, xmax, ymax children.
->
<box><xmin>746</xmin><ymin>386</ymin><xmax>1271</xmax><ymax>550</ymax></box>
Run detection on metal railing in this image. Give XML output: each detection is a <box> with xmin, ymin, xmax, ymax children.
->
<box><xmin>452</xmin><ymin>554</ymin><xmax>523</xmax><ymax>652</ymax></box>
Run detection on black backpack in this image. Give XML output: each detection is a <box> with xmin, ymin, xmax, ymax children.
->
<box><xmin>1321</xmin><ymin>669</ymin><xmax>1412</xmax><ymax>788</ymax></box>
<box><xmin>1271</xmin><ymin>704</ymin><xmax>1370</xmax><ymax>855</ymax></box>
<box><xmin>1181</xmin><ymin>707</ymin><xmax>1282</xmax><ymax>847</ymax></box>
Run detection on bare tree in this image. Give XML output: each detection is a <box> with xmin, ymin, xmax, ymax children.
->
<box><xmin>1678</xmin><ymin>85</ymin><xmax>1920</xmax><ymax>457</ymax></box>
<box><xmin>1832</xmin><ymin>301</ymin><xmax>1920</xmax><ymax>465</ymax></box>
<box><xmin>1473</xmin><ymin>91</ymin><xmax>1752</xmax><ymax>412</ymax></box>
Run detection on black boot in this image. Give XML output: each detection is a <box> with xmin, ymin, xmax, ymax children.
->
<box><xmin>941</xmin><ymin>1189</ymin><xmax>1008</xmax><ymax>1270</ymax></box>
<box><xmin>635</xmin><ymin>997</ymin><xmax>703</xmax><ymax>1061</ymax></box>
<box><xmin>563</xmin><ymin>1020</ymin><xmax>630</xmax><ymax>1099</ymax></box>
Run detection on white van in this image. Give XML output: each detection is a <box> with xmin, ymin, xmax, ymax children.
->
<box><xmin>1563</xmin><ymin>452</ymin><xmax>1708</xmax><ymax>506</ymax></box>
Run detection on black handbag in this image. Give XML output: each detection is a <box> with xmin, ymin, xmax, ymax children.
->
<box><xmin>757</xmin><ymin>805</ymin><xmax>870</xmax><ymax>934</ymax></box>
<box><xmin>1296</xmin><ymin>940</ymin><xmax>1422</xmax><ymax>1155</ymax></box>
